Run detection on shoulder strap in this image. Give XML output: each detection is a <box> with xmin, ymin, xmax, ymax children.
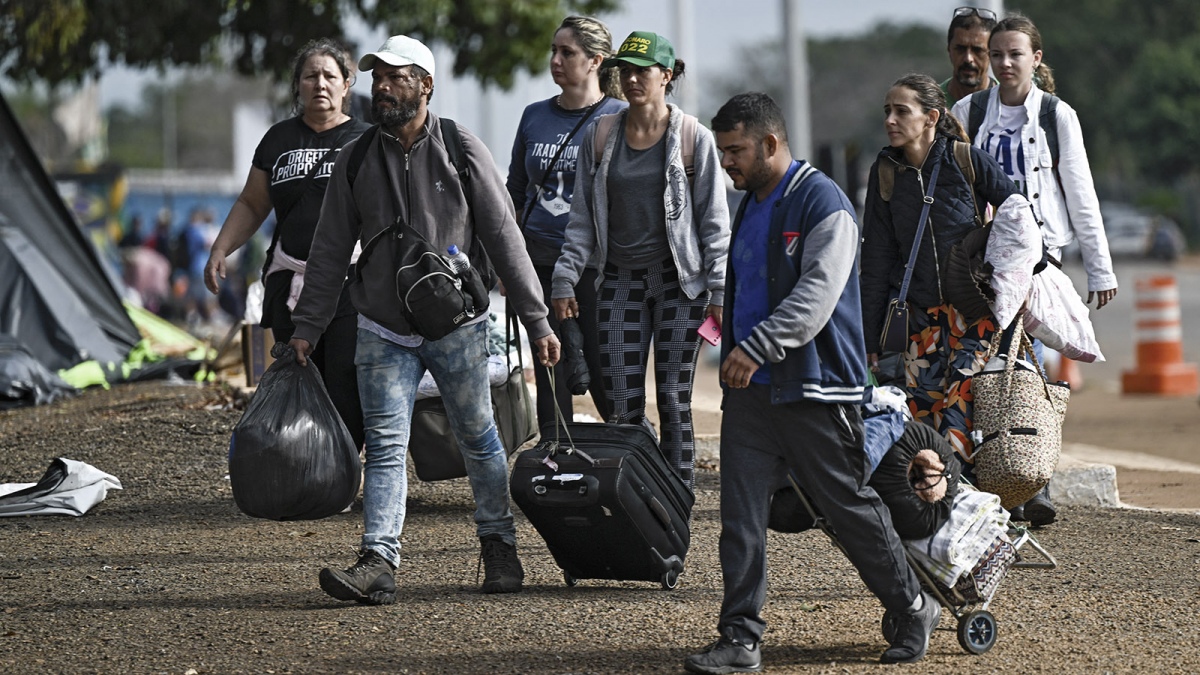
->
<box><xmin>345</xmin><ymin>125</ymin><xmax>380</xmax><ymax>188</ymax></box>
<box><xmin>440</xmin><ymin>118</ymin><xmax>471</xmax><ymax>193</ymax></box>
<box><xmin>967</xmin><ymin>89</ymin><xmax>990</xmax><ymax>144</ymax></box>
<box><xmin>953</xmin><ymin>140</ymin><xmax>984</xmax><ymax>226</ymax></box>
<box><xmin>439</xmin><ymin>118</ymin><xmax>498</xmax><ymax>288</ymax></box>
<box><xmin>897</xmin><ymin>160</ymin><xmax>943</xmax><ymax>304</ymax></box>
<box><xmin>1038</xmin><ymin>93</ymin><xmax>1060</xmax><ymax>169</ymax></box>
<box><xmin>952</xmin><ymin>139</ymin><xmax>974</xmax><ymax>185</ymax></box>
<box><xmin>680</xmin><ymin>114</ymin><xmax>697</xmax><ymax>179</ymax></box>
<box><xmin>521</xmin><ymin>99</ymin><xmax>605</xmax><ymax>227</ymax></box>
<box><xmin>592</xmin><ymin>114</ymin><xmax>619</xmax><ymax>164</ymax></box>
<box><xmin>877</xmin><ymin>161</ymin><xmax>895</xmax><ymax>202</ymax></box>
<box><xmin>261</xmin><ymin>129</ymin><xmax>354</xmax><ymax>277</ymax></box>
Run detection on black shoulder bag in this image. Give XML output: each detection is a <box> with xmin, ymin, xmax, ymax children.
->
<box><xmin>880</xmin><ymin>158</ymin><xmax>942</xmax><ymax>354</ymax></box>
<box><xmin>355</xmin><ymin>131</ymin><xmax>490</xmax><ymax>341</ymax></box>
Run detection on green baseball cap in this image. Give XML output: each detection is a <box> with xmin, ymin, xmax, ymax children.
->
<box><xmin>602</xmin><ymin>31</ymin><xmax>676</xmax><ymax>71</ymax></box>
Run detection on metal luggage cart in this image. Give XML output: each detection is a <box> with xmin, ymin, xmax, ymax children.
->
<box><xmin>786</xmin><ymin>475</ymin><xmax>1056</xmax><ymax>655</ymax></box>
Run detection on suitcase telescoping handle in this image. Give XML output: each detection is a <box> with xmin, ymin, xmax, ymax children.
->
<box><xmin>539</xmin><ymin>364</ymin><xmax>597</xmax><ymax>466</ymax></box>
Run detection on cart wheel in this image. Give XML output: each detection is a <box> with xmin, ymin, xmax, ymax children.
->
<box><xmin>661</xmin><ymin>569</ymin><xmax>679</xmax><ymax>590</ymax></box>
<box><xmin>563</xmin><ymin>571</ymin><xmax>577</xmax><ymax>587</ymax></box>
<box><xmin>957</xmin><ymin>610</ymin><xmax>997</xmax><ymax>654</ymax></box>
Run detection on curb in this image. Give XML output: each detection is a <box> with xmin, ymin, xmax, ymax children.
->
<box><xmin>1051</xmin><ymin>453</ymin><xmax>1120</xmax><ymax>508</ymax></box>
<box><xmin>694</xmin><ymin>434</ymin><xmax>1123</xmax><ymax>509</ymax></box>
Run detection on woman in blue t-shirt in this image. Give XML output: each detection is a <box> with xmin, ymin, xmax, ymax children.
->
<box><xmin>507</xmin><ymin>16</ymin><xmax>626</xmax><ymax>429</ymax></box>
<box><xmin>205</xmin><ymin>38</ymin><xmax>370</xmax><ymax>449</ymax></box>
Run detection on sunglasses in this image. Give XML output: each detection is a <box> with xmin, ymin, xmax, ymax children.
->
<box><xmin>953</xmin><ymin>6</ymin><xmax>998</xmax><ymax>21</ymax></box>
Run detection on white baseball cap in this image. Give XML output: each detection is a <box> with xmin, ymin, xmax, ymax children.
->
<box><xmin>358</xmin><ymin>35</ymin><xmax>436</xmax><ymax>79</ymax></box>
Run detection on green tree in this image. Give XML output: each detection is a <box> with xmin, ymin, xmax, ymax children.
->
<box><xmin>707</xmin><ymin>22</ymin><xmax>945</xmax><ymax>190</ymax></box>
<box><xmin>1013</xmin><ymin>0</ymin><xmax>1200</xmax><ymax>182</ymax></box>
<box><xmin>0</xmin><ymin>0</ymin><xmax>618</xmax><ymax>89</ymax></box>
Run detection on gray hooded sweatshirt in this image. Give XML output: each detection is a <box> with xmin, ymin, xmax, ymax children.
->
<box><xmin>552</xmin><ymin>104</ymin><xmax>730</xmax><ymax>307</ymax></box>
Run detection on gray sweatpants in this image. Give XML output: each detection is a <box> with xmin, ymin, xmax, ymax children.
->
<box><xmin>717</xmin><ymin>384</ymin><xmax>920</xmax><ymax>643</ymax></box>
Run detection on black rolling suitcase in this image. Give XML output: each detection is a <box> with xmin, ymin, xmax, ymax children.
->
<box><xmin>510</xmin><ymin>422</ymin><xmax>694</xmax><ymax>589</ymax></box>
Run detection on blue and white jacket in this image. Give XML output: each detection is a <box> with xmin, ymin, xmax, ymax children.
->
<box><xmin>722</xmin><ymin>161</ymin><xmax>867</xmax><ymax>404</ymax></box>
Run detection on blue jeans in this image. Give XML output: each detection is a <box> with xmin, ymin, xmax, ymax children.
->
<box><xmin>355</xmin><ymin>322</ymin><xmax>514</xmax><ymax>568</ymax></box>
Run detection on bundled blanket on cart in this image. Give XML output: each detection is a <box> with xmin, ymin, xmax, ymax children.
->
<box><xmin>904</xmin><ymin>487</ymin><xmax>1014</xmax><ymax>601</ymax></box>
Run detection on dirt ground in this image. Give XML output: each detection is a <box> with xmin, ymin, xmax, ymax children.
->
<box><xmin>2</xmin><ymin>380</ymin><xmax>1199</xmax><ymax>674</ymax></box>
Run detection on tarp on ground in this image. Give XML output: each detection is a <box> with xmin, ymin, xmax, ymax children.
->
<box><xmin>0</xmin><ymin>90</ymin><xmax>140</xmax><ymax>372</ymax></box>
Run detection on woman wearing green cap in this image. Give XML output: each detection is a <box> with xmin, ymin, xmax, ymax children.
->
<box><xmin>551</xmin><ymin>31</ymin><xmax>731</xmax><ymax>488</ymax></box>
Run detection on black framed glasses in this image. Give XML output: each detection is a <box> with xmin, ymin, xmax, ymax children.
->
<box><xmin>953</xmin><ymin>6</ymin><xmax>998</xmax><ymax>22</ymax></box>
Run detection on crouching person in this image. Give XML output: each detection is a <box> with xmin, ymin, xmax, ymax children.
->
<box><xmin>684</xmin><ymin>93</ymin><xmax>937</xmax><ymax>672</ymax></box>
<box><xmin>288</xmin><ymin>35</ymin><xmax>560</xmax><ymax>603</ymax></box>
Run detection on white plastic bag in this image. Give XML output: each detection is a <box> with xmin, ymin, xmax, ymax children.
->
<box><xmin>984</xmin><ymin>195</ymin><xmax>1042</xmax><ymax>330</ymax></box>
<box><xmin>0</xmin><ymin>458</ymin><xmax>122</xmax><ymax>517</ymax></box>
<box><xmin>1023</xmin><ymin>265</ymin><xmax>1104</xmax><ymax>363</ymax></box>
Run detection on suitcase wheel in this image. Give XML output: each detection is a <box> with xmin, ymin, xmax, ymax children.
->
<box><xmin>661</xmin><ymin>569</ymin><xmax>679</xmax><ymax>590</ymax></box>
<box><xmin>563</xmin><ymin>571</ymin><xmax>578</xmax><ymax>587</ymax></box>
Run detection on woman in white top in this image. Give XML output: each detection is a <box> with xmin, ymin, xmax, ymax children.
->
<box><xmin>951</xmin><ymin>14</ymin><xmax>1117</xmax><ymax>310</ymax></box>
<box><xmin>951</xmin><ymin>14</ymin><xmax>1115</xmax><ymax>527</ymax></box>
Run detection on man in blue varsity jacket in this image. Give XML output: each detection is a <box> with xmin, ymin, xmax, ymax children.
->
<box><xmin>684</xmin><ymin>93</ymin><xmax>938</xmax><ymax>674</ymax></box>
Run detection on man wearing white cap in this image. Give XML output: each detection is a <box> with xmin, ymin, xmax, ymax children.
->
<box><xmin>288</xmin><ymin>35</ymin><xmax>560</xmax><ymax>603</ymax></box>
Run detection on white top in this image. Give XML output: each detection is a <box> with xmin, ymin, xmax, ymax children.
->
<box><xmin>952</xmin><ymin>87</ymin><xmax>1117</xmax><ymax>292</ymax></box>
<box><xmin>978</xmin><ymin>103</ymin><xmax>1030</xmax><ymax>195</ymax></box>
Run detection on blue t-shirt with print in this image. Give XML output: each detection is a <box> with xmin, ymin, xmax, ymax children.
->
<box><xmin>732</xmin><ymin>160</ymin><xmax>801</xmax><ymax>385</ymax></box>
<box><xmin>506</xmin><ymin>96</ymin><xmax>627</xmax><ymax>257</ymax></box>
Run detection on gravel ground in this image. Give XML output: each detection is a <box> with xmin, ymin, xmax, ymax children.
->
<box><xmin>1</xmin><ymin>381</ymin><xmax>1198</xmax><ymax>674</ymax></box>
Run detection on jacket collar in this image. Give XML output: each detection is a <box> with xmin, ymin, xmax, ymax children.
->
<box><xmin>882</xmin><ymin>135</ymin><xmax>948</xmax><ymax>172</ymax></box>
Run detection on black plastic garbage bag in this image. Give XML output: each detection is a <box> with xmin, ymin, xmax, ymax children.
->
<box><xmin>228</xmin><ymin>344</ymin><xmax>361</xmax><ymax>520</ymax></box>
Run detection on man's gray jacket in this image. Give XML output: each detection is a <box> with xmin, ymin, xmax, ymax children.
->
<box><xmin>291</xmin><ymin>112</ymin><xmax>552</xmax><ymax>345</ymax></box>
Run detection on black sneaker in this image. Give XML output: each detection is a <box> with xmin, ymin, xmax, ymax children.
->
<box><xmin>1024</xmin><ymin>485</ymin><xmax>1057</xmax><ymax>527</ymax></box>
<box><xmin>318</xmin><ymin>549</ymin><xmax>396</xmax><ymax>605</ymax></box>
<box><xmin>880</xmin><ymin>592</ymin><xmax>941</xmax><ymax>664</ymax></box>
<box><xmin>684</xmin><ymin>634</ymin><xmax>763</xmax><ymax>674</ymax></box>
<box><xmin>479</xmin><ymin>534</ymin><xmax>524</xmax><ymax>594</ymax></box>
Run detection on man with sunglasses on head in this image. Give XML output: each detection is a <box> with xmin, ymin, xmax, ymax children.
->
<box><xmin>942</xmin><ymin>6</ymin><xmax>999</xmax><ymax>108</ymax></box>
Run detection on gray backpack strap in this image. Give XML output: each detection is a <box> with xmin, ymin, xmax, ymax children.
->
<box><xmin>1038</xmin><ymin>93</ymin><xmax>1060</xmax><ymax>169</ymax></box>
<box><xmin>967</xmin><ymin>89</ymin><xmax>990</xmax><ymax>144</ymax></box>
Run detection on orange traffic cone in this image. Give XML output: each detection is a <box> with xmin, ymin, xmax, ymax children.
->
<box><xmin>1121</xmin><ymin>276</ymin><xmax>1199</xmax><ymax>396</ymax></box>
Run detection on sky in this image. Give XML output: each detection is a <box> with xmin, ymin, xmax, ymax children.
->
<box><xmin>93</xmin><ymin>0</ymin><xmax>996</xmax><ymax>168</ymax></box>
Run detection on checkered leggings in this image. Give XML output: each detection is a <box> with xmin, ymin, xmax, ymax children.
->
<box><xmin>597</xmin><ymin>260</ymin><xmax>707</xmax><ymax>486</ymax></box>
